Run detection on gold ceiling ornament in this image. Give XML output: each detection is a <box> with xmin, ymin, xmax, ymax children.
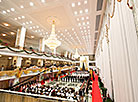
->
<box><xmin>109</xmin><ymin>0</ymin><xmax>116</xmax><ymax>18</ymax></box>
<box><xmin>105</xmin><ymin>24</ymin><xmax>110</xmax><ymax>44</ymax></box>
<box><xmin>127</xmin><ymin>0</ymin><xmax>133</xmax><ymax>10</ymax></box>
<box><xmin>45</xmin><ymin>20</ymin><xmax>61</xmax><ymax>51</ymax></box>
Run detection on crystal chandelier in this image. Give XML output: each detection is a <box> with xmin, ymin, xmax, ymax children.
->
<box><xmin>45</xmin><ymin>21</ymin><xmax>61</xmax><ymax>51</ymax></box>
<box><xmin>74</xmin><ymin>48</ymin><xmax>80</xmax><ymax>59</ymax></box>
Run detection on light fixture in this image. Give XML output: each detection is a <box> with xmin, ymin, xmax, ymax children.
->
<box><xmin>80</xmin><ymin>10</ymin><xmax>83</xmax><ymax>14</ymax></box>
<box><xmin>41</xmin><ymin>0</ymin><xmax>45</xmax><ymax>3</ymax></box>
<box><xmin>2</xmin><ymin>11</ymin><xmax>6</xmax><ymax>14</ymax></box>
<box><xmin>74</xmin><ymin>48</ymin><xmax>80</xmax><ymax>59</ymax></box>
<box><xmin>2</xmin><ymin>33</ymin><xmax>7</xmax><ymax>36</ymax></box>
<box><xmin>30</xmin><ymin>27</ymin><xmax>32</xmax><ymax>29</ymax></box>
<box><xmin>7</xmin><ymin>10</ymin><xmax>10</xmax><ymax>12</ymax></box>
<box><xmin>8</xmin><ymin>57</ymin><xmax>12</xmax><ymax>60</ymax></box>
<box><xmin>72</xmin><ymin>3</ymin><xmax>75</xmax><ymax>7</ymax></box>
<box><xmin>78</xmin><ymin>23</ymin><xmax>81</xmax><ymax>26</ymax></box>
<box><xmin>26</xmin><ymin>22</ymin><xmax>29</xmax><ymax>24</ymax></box>
<box><xmin>10</xmin><ymin>32</ymin><xmax>15</xmax><ymax>35</ymax></box>
<box><xmin>20</xmin><ymin>5</ymin><xmax>24</xmax><ymax>8</ymax></box>
<box><xmin>30</xmin><ymin>2</ymin><xmax>34</xmax><ymax>6</ymax></box>
<box><xmin>74</xmin><ymin>11</ymin><xmax>77</xmax><ymax>15</ymax></box>
<box><xmin>85</xmin><ymin>9</ymin><xmax>88</xmax><ymax>13</ymax></box>
<box><xmin>3</xmin><ymin>23</ymin><xmax>10</xmax><ymax>26</ymax></box>
<box><xmin>84</xmin><ymin>0</ymin><xmax>88</xmax><ymax>4</ymax></box>
<box><xmin>86</xmin><ymin>16</ymin><xmax>89</xmax><ymax>19</ymax></box>
<box><xmin>11</xmin><ymin>8</ymin><xmax>15</xmax><ymax>11</ymax></box>
<box><xmin>77</xmin><ymin>18</ymin><xmax>79</xmax><ymax>21</ymax></box>
<box><xmin>22</xmin><ymin>16</ymin><xmax>25</xmax><ymax>18</ymax></box>
<box><xmin>45</xmin><ymin>20</ymin><xmax>61</xmax><ymax>52</ymax></box>
<box><xmin>87</xmin><ymin>21</ymin><xmax>89</xmax><ymax>24</ymax></box>
<box><xmin>14</xmin><ymin>18</ymin><xmax>17</xmax><ymax>20</ymax></box>
<box><xmin>29</xmin><ymin>21</ymin><xmax>32</xmax><ymax>24</ymax></box>
<box><xmin>31</xmin><ymin>36</ymin><xmax>34</xmax><ymax>38</ymax></box>
<box><xmin>81</xmin><ymin>17</ymin><xmax>84</xmax><ymax>20</ymax></box>
<box><xmin>36</xmin><ymin>26</ymin><xmax>39</xmax><ymax>28</ymax></box>
<box><xmin>78</xmin><ymin>2</ymin><xmax>81</xmax><ymax>5</ymax></box>
<box><xmin>18</xmin><ymin>17</ymin><xmax>21</xmax><ymax>19</ymax></box>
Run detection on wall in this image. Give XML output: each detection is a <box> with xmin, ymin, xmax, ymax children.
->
<box><xmin>95</xmin><ymin>0</ymin><xmax>138</xmax><ymax>102</ymax></box>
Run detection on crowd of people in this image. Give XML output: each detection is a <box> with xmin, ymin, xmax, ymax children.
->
<box><xmin>11</xmin><ymin>80</ymin><xmax>92</xmax><ymax>101</ymax></box>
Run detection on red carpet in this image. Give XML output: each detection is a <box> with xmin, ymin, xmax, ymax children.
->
<box><xmin>92</xmin><ymin>73</ymin><xmax>102</xmax><ymax>102</ymax></box>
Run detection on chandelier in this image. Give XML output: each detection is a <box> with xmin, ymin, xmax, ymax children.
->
<box><xmin>74</xmin><ymin>48</ymin><xmax>80</xmax><ymax>59</ymax></box>
<box><xmin>45</xmin><ymin>20</ymin><xmax>61</xmax><ymax>51</ymax></box>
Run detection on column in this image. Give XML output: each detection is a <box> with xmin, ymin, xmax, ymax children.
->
<box><xmin>15</xmin><ymin>26</ymin><xmax>26</xmax><ymax>49</ymax></box>
<box><xmin>39</xmin><ymin>38</ymin><xmax>45</xmax><ymax>52</ymax></box>
<box><xmin>37</xmin><ymin>38</ymin><xmax>45</xmax><ymax>67</ymax></box>
<box><xmin>14</xmin><ymin>26</ymin><xmax>26</xmax><ymax>68</ymax></box>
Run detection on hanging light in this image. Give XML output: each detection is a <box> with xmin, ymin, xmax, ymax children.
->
<box><xmin>45</xmin><ymin>20</ymin><xmax>61</xmax><ymax>51</ymax></box>
<box><xmin>74</xmin><ymin>48</ymin><xmax>80</xmax><ymax>59</ymax></box>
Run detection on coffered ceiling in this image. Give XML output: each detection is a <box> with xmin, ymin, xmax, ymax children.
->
<box><xmin>0</xmin><ymin>0</ymin><xmax>106</xmax><ymax>55</ymax></box>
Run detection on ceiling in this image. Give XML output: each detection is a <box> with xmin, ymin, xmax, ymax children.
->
<box><xmin>0</xmin><ymin>0</ymin><xmax>106</xmax><ymax>55</ymax></box>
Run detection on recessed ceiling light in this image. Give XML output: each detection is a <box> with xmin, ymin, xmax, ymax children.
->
<box><xmin>72</xmin><ymin>28</ymin><xmax>74</xmax><ymax>31</ymax></box>
<box><xmin>10</xmin><ymin>32</ymin><xmax>15</xmax><ymax>35</ymax></box>
<box><xmin>74</xmin><ymin>11</ymin><xmax>77</xmax><ymax>15</ymax></box>
<box><xmin>84</xmin><ymin>1</ymin><xmax>88</xmax><ymax>4</ymax></box>
<box><xmin>29</xmin><ymin>21</ymin><xmax>32</xmax><ymax>24</ymax></box>
<box><xmin>3</xmin><ymin>23</ymin><xmax>10</xmax><ymax>26</ymax></box>
<box><xmin>83</xmin><ymin>22</ymin><xmax>85</xmax><ymax>25</ymax></box>
<box><xmin>2</xmin><ymin>11</ymin><xmax>6</xmax><ymax>14</ymax></box>
<box><xmin>77</xmin><ymin>18</ymin><xmax>79</xmax><ymax>21</ymax></box>
<box><xmin>36</xmin><ymin>26</ymin><xmax>39</xmax><ymax>28</ymax></box>
<box><xmin>87</xmin><ymin>26</ymin><xmax>90</xmax><ymax>28</ymax></box>
<box><xmin>78</xmin><ymin>2</ymin><xmax>81</xmax><ymax>5</ymax></box>
<box><xmin>30</xmin><ymin>27</ymin><xmax>32</xmax><ymax>29</ymax></box>
<box><xmin>85</xmin><ymin>9</ymin><xmax>88</xmax><ymax>13</ymax></box>
<box><xmin>41</xmin><ymin>0</ymin><xmax>45</xmax><ymax>3</ymax></box>
<box><xmin>80</xmin><ymin>27</ymin><xmax>82</xmax><ymax>29</ymax></box>
<box><xmin>31</xmin><ymin>36</ymin><xmax>34</xmax><ymax>38</ymax></box>
<box><xmin>61</xmin><ymin>33</ymin><xmax>63</xmax><ymax>35</ymax></box>
<box><xmin>2</xmin><ymin>33</ymin><xmax>7</xmax><ymax>36</ymax></box>
<box><xmin>20</xmin><ymin>5</ymin><xmax>24</xmax><ymax>8</ymax></box>
<box><xmin>81</xmin><ymin>31</ymin><xmax>83</xmax><ymax>33</ymax></box>
<box><xmin>58</xmin><ymin>30</ymin><xmax>60</xmax><ymax>32</ymax></box>
<box><xmin>7</xmin><ymin>10</ymin><xmax>10</xmax><ymax>12</ymax></box>
<box><xmin>84</xmin><ymin>27</ymin><xmax>86</xmax><ymax>29</ymax></box>
<box><xmin>22</xmin><ymin>16</ymin><xmax>25</xmax><ymax>19</ymax></box>
<box><xmin>46</xmin><ymin>32</ymin><xmax>48</xmax><ymax>34</ymax></box>
<box><xmin>80</xmin><ymin>10</ymin><xmax>83</xmax><ymax>14</ymax></box>
<box><xmin>87</xmin><ymin>21</ymin><xmax>90</xmax><ymax>24</ymax></box>
<box><xmin>30</xmin><ymin>2</ymin><xmax>34</xmax><ymax>6</ymax></box>
<box><xmin>11</xmin><ymin>8</ymin><xmax>15</xmax><ymax>11</ymax></box>
<box><xmin>26</xmin><ymin>22</ymin><xmax>29</xmax><ymax>24</ymax></box>
<box><xmin>86</xmin><ymin>16</ymin><xmax>89</xmax><ymax>19</ymax></box>
<box><xmin>14</xmin><ymin>18</ymin><xmax>17</xmax><ymax>20</ymax></box>
<box><xmin>72</xmin><ymin>3</ymin><xmax>75</xmax><ymax>7</ymax></box>
<box><xmin>23</xmin><ymin>23</ymin><xmax>25</xmax><ymax>25</ymax></box>
<box><xmin>65</xmin><ymin>29</ymin><xmax>67</xmax><ymax>32</ymax></box>
<box><xmin>81</xmin><ymin>17</ymin><xmax>84</xmax><ymax>20</ymax></box>
<box><xmin>18</xmin><ymin>17</ymin><xmax>21</xmax><ymax>19</ymax></box>
<box><xmin>33</xmin><ymin>26</ymin><xmax>35</xmax><ymax>28</ymax></box>
<box><xmin>78</xmin><ymin>23</ymin><xmax>81</xmax><ymax>26</ymax></box>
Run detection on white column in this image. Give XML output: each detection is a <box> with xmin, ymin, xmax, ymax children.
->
<box><xmin>39</xmin><ymin>38</ymin><xmax>45</xmax><ymax>52</ymax></box>
<box><xmin>38</xmin><ymin>38</ymin><xmax>45</xmax><ymax>67</ymax></box>
<box><xmin>15</xmin><ymin>26</ymin><xmax>26</xmax><ymax>49</ymax></box>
